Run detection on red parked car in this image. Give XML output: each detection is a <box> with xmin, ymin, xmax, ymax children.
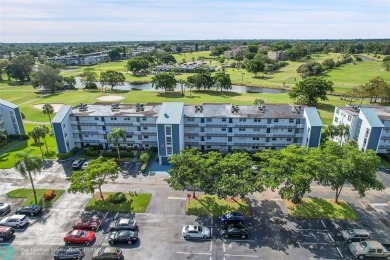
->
<box><xmin>64</xmin><ymin>229</ymin><xmax>95</xmax><ymax>245</ymax></box>
<box><xmin>73</xmin><ymin>217</ymin><xmax>101</xmax><ymax>231</ymax></box>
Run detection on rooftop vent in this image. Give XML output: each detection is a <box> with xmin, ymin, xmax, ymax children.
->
<box><xmin>111</xmin><ymin>103</ymin><xmax>120</xmax><ymax>111</ymax></box>
<box><xmin>231</xmin><ymin>104</ymin><xmax>239</xmax><ymax>114</ymax></box>
<box><xmin>135</xmin><ymin>103</ymin><xmax>144</xmax><ymax>112</ymax></box>
<box><xmin>194</xmin><ymin>105</ymin><xmax>203</xmax><ymax>113</ymax></box>
<box><xmin>351</xmin><ymin>106</ymin><xmax>360</xmax><ymax>112</ymax></box>
<box><xmin>290</xmin><ymin>104</ymin><xmax>302</xmax><ymax>114</ymax></box>
<box><xmin>78</xmin><ymin>103</ymin><xmax>88</xmax><ymax>111</ymax></box>
<box><xmin>258</xmin><ymin>105</ymin><xmax>266</xmax><ymax>112</ymax></box>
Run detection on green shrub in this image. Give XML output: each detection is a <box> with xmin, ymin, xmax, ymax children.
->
<box><xmin>57</xmin><ymin>147</ymin><xmax>78</xmax><ymax>160</ymax></box>
<box><xmin>101</xmin><ymin>151</ymin><xmax>133</xmax><ymax>158</ymax></box>
<box><xmin>8</xmin><ymin>134</ymin><xmax>29</xmax><ymax>140</ymax></box>
<box><xmin>108</xmin><ymin>192</ymin><xmax>126</xmax><ymax>204</ymax></box>
<box><xmin>139</xmin><ymin>152</ymin><xmax>150</xmax><ymax>164</ymax></box>
<box><xmin>0</xmin><ymin>140</ymin><xmax>9</xmax><ymax>148</ymax></box>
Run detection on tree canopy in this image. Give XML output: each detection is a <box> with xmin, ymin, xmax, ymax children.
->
<box><xmin>5</xmin><ymin>54</ymin><xmax>35</xmax><ymax>81</ymax></box>
<box><xmin>32</xmin><ymin>65</ymin><xmax>62</xmax><ymax>93</ymax></box>
<box><xmin>151</xmin><ymin>72</ymin><xmax>177</xmax><ymax>93</ymax></box>
<box><xmin>289</xmin><ymin>77</ymin><xmax>334</xmax><ymax>106</ymax></box>
<box><xmin>100</xmin><ymin>70</ymin><xmax>126</xmax><ymax>91</ymax></box>
<box><xmin>126</xmin><ymin>57</ymin><xmax>149</xmax><ymax>75</ymax></box>
<box><xmin>245</xmin><ymin>59</ymin><xmax>264</xmax><ymax>77</ymax></box>
<box><xmin>213</xmin><ymin>72</ymin><xmax>232</xmax><ymax>92</ymax></box>
<box><xmin>296</xmin><ymin>61</ymin><xmax>323</xmax><ymax>77</ymax></box>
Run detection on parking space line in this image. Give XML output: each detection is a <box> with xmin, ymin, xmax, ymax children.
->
<box><xmin>167</xmin><ymin>197</ymin><xmax>186</xmax><ymax>200</ymax></box>
<box><xmin>296</xmin><ymin>229</ymin><xmax>328</xmax><ymax>232</ymax></box>
<box><xmin>223</xmin><ymin>242</ymin><xmax>226</xmax><ymax>253</ymax></box>
<box><xmin>336</xmin><ymin>247</ymin><xmax>343</xmax><ymax>258</ymax></box>
<box><xmin>301</xmin><ymin>242</ymin><xmax>335</xmax><ymax>245</ymax></box>
<box><xmin>210</xmin><ymin>241</ymin><xmax>212</xmax><ymax>252</ymax></box>
<box><xmin>328</xmin><ymin>232</ymin><xmax>335</xmax><ymax>243</ymax></box>
<box><xmin>224</xmin><ymin>239</ymin><xmax>256</xmax><ymax>243</ymax></box>
<box><xmin>321</xmin><ymin>220</ymin><xmax>327</xmax><ymax>229</ymax></box>
<box><xmin>177</xmin><ymin>252</ymin><xmax>212</xmax><ymax>255</ymax></box>
<box><xmin>224</xmin><ymin>254</ymin><xmax>258</xmax><ymax>258</ymax></box>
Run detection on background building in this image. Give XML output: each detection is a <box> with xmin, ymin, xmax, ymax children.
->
<box><xmin>52</xmin><ymin>102</ymin><xmax>322</xmax><ymax>164</ymax></box>
<box><xmin>268</xmin><ymin>50</ymin><xmax>285</xmax><ymax>60</ymax></box>
<box><xmin>332</xmin><ymin>105</ymin><xmax>390</xmax><ymax>153</ymax></box>
<box><xmin>0</xmin><ymin>99</ymin><xmax>25</xmax><ymax>136</ymax></box>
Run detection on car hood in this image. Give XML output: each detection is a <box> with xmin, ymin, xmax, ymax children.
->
<box><xmin>350</xmin><ymin>242</ymin><xmax>365</xmax><ymax>253</ymax></box>
<box><xmin>341</xmin><ymin>230</ymin><xmax>350</xmax><ymax>239</ymax></box>
<box><xmin>0</xmin><ymin>218</ymin><xmax>9</xmax><ymax>224</ymax></box>
<box><xmin>202</xmin><ymin>227</ymin><xmax>211</xmax><ymax>235</ymax></box>
<box><xmin>109</xmin><ymin>221</ymin><xmax>117</xmax><ymax>227</ymax></box>
<box><xmin>0</xmin><ymin>204</ymin><xmax>10</xmax><ymax>209</ymax></box>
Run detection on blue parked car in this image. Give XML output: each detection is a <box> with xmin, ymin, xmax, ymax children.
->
<box><xmin>220</xmin><ymin>212</ymin><xmax>244</xmax><ymax>224</ymax></box>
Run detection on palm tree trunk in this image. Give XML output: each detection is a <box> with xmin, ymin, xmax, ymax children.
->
<box><xmin>116</xmin><ymin>143</ymin><xmax>121</xmax><ymax>159</ymax></box>
<box><xmin>98</xmin><ymin>185</ymin><xmax>104</xmax><ymax>201</ymax></box>
<box><xmin>37</xmin><ymin>140</ymin><xmax>44</xmax><ymax>159</ymax></box>
<box><xmin>48</xmin><ymin>114</ymin><xmax>51</xmax><ymax>122</ymax></box>
<box><xmin>27</xmin><ymin>171</ymin><xmax>38</xmax><ymax>204</ymax></box>
<box><xmin>43</xmin><ymin>137</ymin><xmax>49</xmax><ymax>153</ymax></box>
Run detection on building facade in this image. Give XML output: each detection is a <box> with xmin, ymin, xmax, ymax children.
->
<box><xmin>0</xmin><ymin>99</ymin><xmax>26</xmax><ymax>136</ymax></box>
<box><xmin>268</xmin><ymin>50</ymin><xmax>285</xmax><ymax>60</ymax></box>
<box><xmin>332</xmin><ymin>105</ymin><xmax>390</xmax><ymax>154</ymax></box>
<box><xmin>52</xmin><ymin>102</ymin><xmax>322</xmax><ymax>164</ymax></box>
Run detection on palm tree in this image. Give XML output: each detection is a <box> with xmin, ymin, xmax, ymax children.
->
<box><xmin>324</xmin><ymin>125</ymin><xmax>338</xmax><ymax>140</ymax></box>
<box><xmin>337</xmin><ymin>124</ymin><xmax>350</xmax><ymax>145</ymax></box>
<box><xmin>177</xmin><ymin>79</ymin><xmax>187</xmax><ymax>96</ymax></box>
<box><xmin>107</xmin><ymin>128</ymin><xmax>126</xmax><ymax>159</ymax></box>
<box><xmin>42</xmin><ymin>104</ymin><xmax>54</xmax><ymax>123</ymax></box>
<box><xmin>15</xmin><ymin>149</ymin><xmax>43</xmax><ymax>205</ymax></box>
<box><xmin>184</xmin><ymin>81</ymin><xmax>194</xmax><ymax>97</ymax></box>
<box><xmin>29</xmin><ymin>126</ymin><xmax>45</xmax><ymax>159</ymax></box>
<box><xmin>39</xmin><ymin>125</ymin><xmax>50</xmax><ymax>153</ymax></box>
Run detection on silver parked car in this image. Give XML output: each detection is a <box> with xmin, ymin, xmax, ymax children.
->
<box><xmin>0</xmin><ymin>214</ymin><xmax>29</xmax><ymax>228</ymax></box>
<box><xmin>0</xmin><ymin>203</ymin><xmax>11</xmax><ymax>215</ymax></box>
<box><xmin>182</xmin><ymin>225</ymin><xmax>211</xmax><ymax>239</ymax></box>
<box><xmin>341</xmin><ymin>229</ymin><xmax>370</xmax><ymax>242</ymax></box>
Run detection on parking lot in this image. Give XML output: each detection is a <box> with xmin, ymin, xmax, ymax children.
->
<box><xmin>1</xmin><ymin>165</ymin><xmax>390</xmax><ymax>260</ymax></box>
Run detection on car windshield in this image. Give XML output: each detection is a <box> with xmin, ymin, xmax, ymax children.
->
<box><xmin>98</xmin><ymin>248</ymin><xmax>104</xmax><ymax>256</ymax></box>
<box><xmin>360</xmin><ymin>241</ymin><xmax>368</xmax><ymax>250</ymax></box>
<box><xmin>198</xmin><ymin>226</ymin><xmax>202</xmax><ymax>232</ymax></box>
<box><xmin>81</xmin><ymin>231</ymin><xmax>87</xmax><ymax>237</ymax></box>
<box><xmin>348</xmin><ymin>230</ymin><xmax>356</xmax><ymax>236</ymax></box>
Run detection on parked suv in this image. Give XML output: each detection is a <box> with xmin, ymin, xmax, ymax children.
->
<box><xmin>221</xmin><ymin>223</ymin><xmax>249</xmax><ymax>239</ymax></box>
<box><xmin>0</xmin><ymin>215</ymin><xmax>29</xmax><ymax>228</ymax></box>
<box><xmin>72</xmin><ymin>158</ymin><xmax>86</xmax><ymax>169</ymax></box>
<box><xmin>341</xmin><ymin>229</ymin><xmax>370</xmax><ymax>242</ymax></box>
<box><xmin>0</xmin><ymin>226</ymin><xmax>15</xmax><ymax>241</ymax></box>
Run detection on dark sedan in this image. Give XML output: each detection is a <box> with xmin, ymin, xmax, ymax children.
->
<box><xmin>0</xmin><ymin>226</ymin><xmax>15</xmax><ymax>242</ymax></box>
<box><xmin>15</xmin><ymin>205</ymin><xmax>43</xmax><ymax>216</ymax></box>
<box><xmin>221</xmin><ymin>224</ymin><xmax>249</xmax><ymax>239</ymax></box>
<box><xmin>220</xmin><ymin>212</ymin><xmax>244</xmax><ymax>225</ymax></box>
<box><xmin>108</xmin><ymin>230</ymin><xmax>138</xmax><ymax>245</ymax></box>
<box><xmin>53</xmin><ymin>246</ymin><xmax>84</xmax><ymax>260</ymax></box>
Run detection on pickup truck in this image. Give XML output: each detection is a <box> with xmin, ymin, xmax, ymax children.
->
<box><xmin>349</xmin><ymin>240</ymin><xmax>390</xmax><ymax>259</ymax></box>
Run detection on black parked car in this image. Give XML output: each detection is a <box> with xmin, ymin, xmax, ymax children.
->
<box><xmin>221</xmin><ymin>224</ymin><xmax>249</xmax><ymax>239</ymax></box>
<box><xmin>108</xmin><ymin>230</ymin><xmax>138</xmax><ymax>245</ymax></box>
<box><xmin>15</xmin><ymin>205</ymin><xmax>43</xmax><ymax>216</ymax></box>
<box><xmin>53</xmin><ymin>246</ymin><xmax>85</xmax><ymax>260</ymax></box>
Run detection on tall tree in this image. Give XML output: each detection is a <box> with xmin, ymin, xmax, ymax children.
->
<box><xmin>107</xmin><ymin>128</ymin><xmax>126</xmax><ymax>159</ymax></box>
<box><xmin>5</xmin><ymin>54</ymin><xmax>35</xmax><ymax>81</ymax></box>
<box><xmin>317</xmin><ymin>141</ymin><xmax>384</xmax><ymax>203</ymax></box>
<box><xmin>0</xmin><ymin>59</ymin><xmax>9</xmax><ymax>80</ymax></box>
<box><xmin>63</xmin><ymin>76</ymin><xmax>76</xmax><ymax>89</ymax></box>
<box><xmin>42</xmin><ymin>104</ymin><xmax>54</xmax><ymax>123</ymax></box>
<box><xmin>289</xmin><ymin>77</ymin><xmax>334</xmax><ymax>106</ymax></box>
<box><xmin>382</xmin><ymin>56</ymin><xmax>390</xmax><ymax>71</ymax></box>
<box><xmin>126</xmin><ymin>57</ymin><xmax>149</xmax><ymax>75</ymax></box>
<box><xmin>14</xmin><ymin>149</ymin><xmax>43</xmax><ymax>205</ymax></box>
<box><xmin>177</xmin><ymin>79</ymin><xmax>187</xmax><ymax>96</ymax></box>
<box><xmin>245</xmin><ymin>59</ymin><xmax>264</xmax><ymax>77</ymax></box>
<box><xmin>213</xmin><ymin>72</ymin><xmax>232</xmax><ymax>92</ymax></box>
<box><xmin>32</xmin><ymin>65</ymin><xmax>62</xmax><ymax>93</ymax></box>
<box><xmin>336</xmin><ymin>124</ymin><xmax>350</xmax><ymax>145</ymax></box>
<box><xmin>100</xmin><ymin>70</ymin><xmax>126</xmax><ymax>92</ymax></box>
<box><xmin>67</xmin><ymin>158</ymin><xmax>120</xmax><ymax>201</ymax></box>
<box><xmin>39</xmin><ymin>125</ymin><xmax>51</xmax><ymax>153</ymax></box>
<box><xmin>151</xmin><ymin>72</ymin><xmax>177</xmax><ymax>93</ymax></box>
<box><xmin>187</xmin><ymin>73</ymin><xmax>213</xmax><ymax>90</ymax></box>
<box><xmin>166</xmin><ymin>148</ymin><xmax>205</xmax><ymax>198</ymax></box>
<box><xmin>82</xmin><ymin>68</ymin><xmax>98</xmax><ymax>87</ymax></box>
<box><xmin>29</xmin><ymin>126</ymin><xmax>45</xmax><ymax>159</ymax></box>
<box><xmin>296</xmin><ymin>61</ymin><xmax>323</xmax><ymax>77</ymax></box>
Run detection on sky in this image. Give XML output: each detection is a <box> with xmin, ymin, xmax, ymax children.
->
<box><xmin>0</xmin><ymin>0</ymin><xmax>389</xmax><ymax>43</ymax></box>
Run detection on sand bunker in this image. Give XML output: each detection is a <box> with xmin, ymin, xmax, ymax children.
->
<box><xmin>33</xmin><ymin>104</ymin><xmax>64</xmax><ymax>112</ymax></box>
<box><xmin>96</xmin><ymin>95</ymin><xmax>125</xmax><ymax>101</ymax></box>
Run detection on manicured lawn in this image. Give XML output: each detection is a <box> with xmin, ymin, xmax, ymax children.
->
<box><xmin>85</xmin><ymin>192</ymin><xmax>151</xmax><ymax>213</ymax></box>
<box><xmin>286</xmin><ymin>198</ymin><xmax>359</xmax><ymax>221</ymax></box>
<box><xmin>186</xmin><ymin>195</ymin><xmax>250</xmax><ymax>217</ymax></box>
<box><xmin>0</xmin><ymin>123</ymin><xmax>57</xmax><ymax>169</ymax></box>
<box><xmin>7</xmin><ymin>188</ymin><xmax>65</xmax><ymax>208</ymax></box>
<box><xmin>381</xmin><ymin>158</ymin><xmax>390</xmax><ymax>169</ymax></box>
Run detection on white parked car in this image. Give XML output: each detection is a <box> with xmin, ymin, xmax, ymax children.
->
<box><xmin>0</xmin><ymin>202</ymin><xmax>10</xmax><ymax>215</ymax></box>
<box><xmin>0</xmin><ymin>215</ymin><xmax>29</xmax><ymax>228</ymax></box>
<box><xmin>182</xmin><ymin>225</ymin><xmax>211</xmax><ymax>239</ymax></box>
<box><xmin>81</xmin><ymin>161</ymin><xmax>90</xmax><ymax>170</ymax></box>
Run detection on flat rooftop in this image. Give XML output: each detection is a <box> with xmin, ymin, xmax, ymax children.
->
<box><xmin>71</xmin><ymin>102</ymin><xmax>308</xmax><ymax>119</ymax></box>
<box><xmin>341</xmin><ymin>105</ymin><xmax>390</xmax><ymax>120</ymax></box>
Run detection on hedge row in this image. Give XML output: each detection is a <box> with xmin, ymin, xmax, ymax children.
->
<box><xmin>101</xmin><ymin>150</ymin><xmax>134</xmax><ymax>158</ymax></box>
<box><xmin>57</xmin><ymin>147</ymin><xmax>78</xmax><ymax>160</ymax></box>
<box><xmin>140</xmin><ymin>149</ymin><xmax>155</xmax><ymax>173</ymax></box>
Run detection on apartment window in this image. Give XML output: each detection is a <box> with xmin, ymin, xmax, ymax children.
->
<box><xmin>287</xmin><ymin>138</ymin><xmax>291</xmax><ymax>141</ymax></box>
<box><xmin>85</xmin><ymin>135</ymin><xmax>89</xmax><ymax>137</ymax></box>
<box><xmin>144</xmin><ymin>135</ymin><xmax>149</xmax><ymax>139</ymax></box>
<box><xmin>166</xmin><ymin>136</ymin><xmax>172</xmax><ymax>145</ymax></box>
<box><xmin>166</xmin><ymin>126</ymin><xmax>172</xmax><ymax>135</ymax></box>
<box><xmin>95</xmin><ymin>117</ymin><xmax>99</xmax><ymax>120</ymax></box>
<box><xmin>272</xmin><ymin>138</ymin><xmax>276</xmax><ymax>141</ymax></box>
<box><xmin>253</xmin><ymin>137</ymin><xmax>259</xmax><ymax>140</ymax></box>
<box><xmin>188</xmin><ymin>136</ymin><xmax>195</xmax><ymax>139</ymax></box>
<box><xmin>288</xmin><ymin>129</ymin><xmax>293</xmax><ymax>132</ymax></box>
<box><xmin>221</xmin><ymin>128</ymin><xmax>226</xmax><ymax>131</ymax></box>
<box><xmin>207</xmin><ymin>118</ymin><xmax>212</xmax><ymax>122</ymax></box>
<box><xmin>239</xmin><ymin>118</ymin><xmax>246</xmax><ymax>122</ymax></box>
<box><xmin>239</xmin><ymin>128</ymin><xmax>245</xmax><ymax>131</ymax></box>
<box><xmin>252</xmin><ymin>146</ymin><xmax>259</xmax><ymax>149</ymax></box>
<box><xmin>253</xmin><ymin>128</ymin><xmax>260</xmax><ymax>131</ymax></box>
<box><xmin>266</xmin><ymin>128</ymin><xmax>270</xmax><ymax>133</ymax></box>
<box><xmin>167</xmin><ymin>147</ymin><xmax>173</xmax><ymax>155</ymax></box>
<box><xmin>254</xmin><ymin>118</ymin><xmax>261</xmax><ymax>122</ymax></box>
<box><xmin>207</xmin><ymin>136</ymin><xmax>211</xmax><ymax>140</ymax></box>
<box><xmin>347</xmin><ymin>115</ymin><xmax>352</xmax><ymax>121</ymax></box>
<box><xmin>142</xmin><ymin>117</ymin><xmax>147</xmax><ymax>121</ymax></box>
<box><xmin>187</xmin><ymin>118</ymin><xmax>194</xmax><ymax>122</ymax></box>
<box><xmin>62</xmin><ymin>124</ymin><xmax>66</xmax><ymax>129</ymax></box>
<box><xmin>143</xmin><ymin>126</ymin><xmax>147</xmax><ymax>130</ymax></box>
<box><xmin>126</xmin><ymin>135</ymin><xmax>132</xmax><ymax>138</ymax></box>
<box><xmin>336</xmin><ymin>108</ymin><xmax>340</xmax><ymax>114</ymax></box>
<box><xmin>222</xmin><ymin>118</ymin><xmax>226</xmax><ymax>122</ymax></box>
<box><xmin>111</xmin><ymin>117</ymin><xmax>117</xmax><ymax>120</ymax></box>
<box><xmin>274</xmin><ymin>119</ymin><xmax>279</xmax><ymax>123</ymax></box>
<box><xmin>334</xmin><ymin>117</ymin><xmax>339</xmax><ymax>123</ymax></box>
<box><xmin>289</xmin><ymin>119</ymin><xmax>294</xmax><ymax>123</ymax></box>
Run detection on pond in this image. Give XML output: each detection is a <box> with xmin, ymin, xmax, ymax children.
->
<box><xmin>75</xmin><ymin>77</ymin><xmax>288</xmax><ymax>94</ymax></box>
